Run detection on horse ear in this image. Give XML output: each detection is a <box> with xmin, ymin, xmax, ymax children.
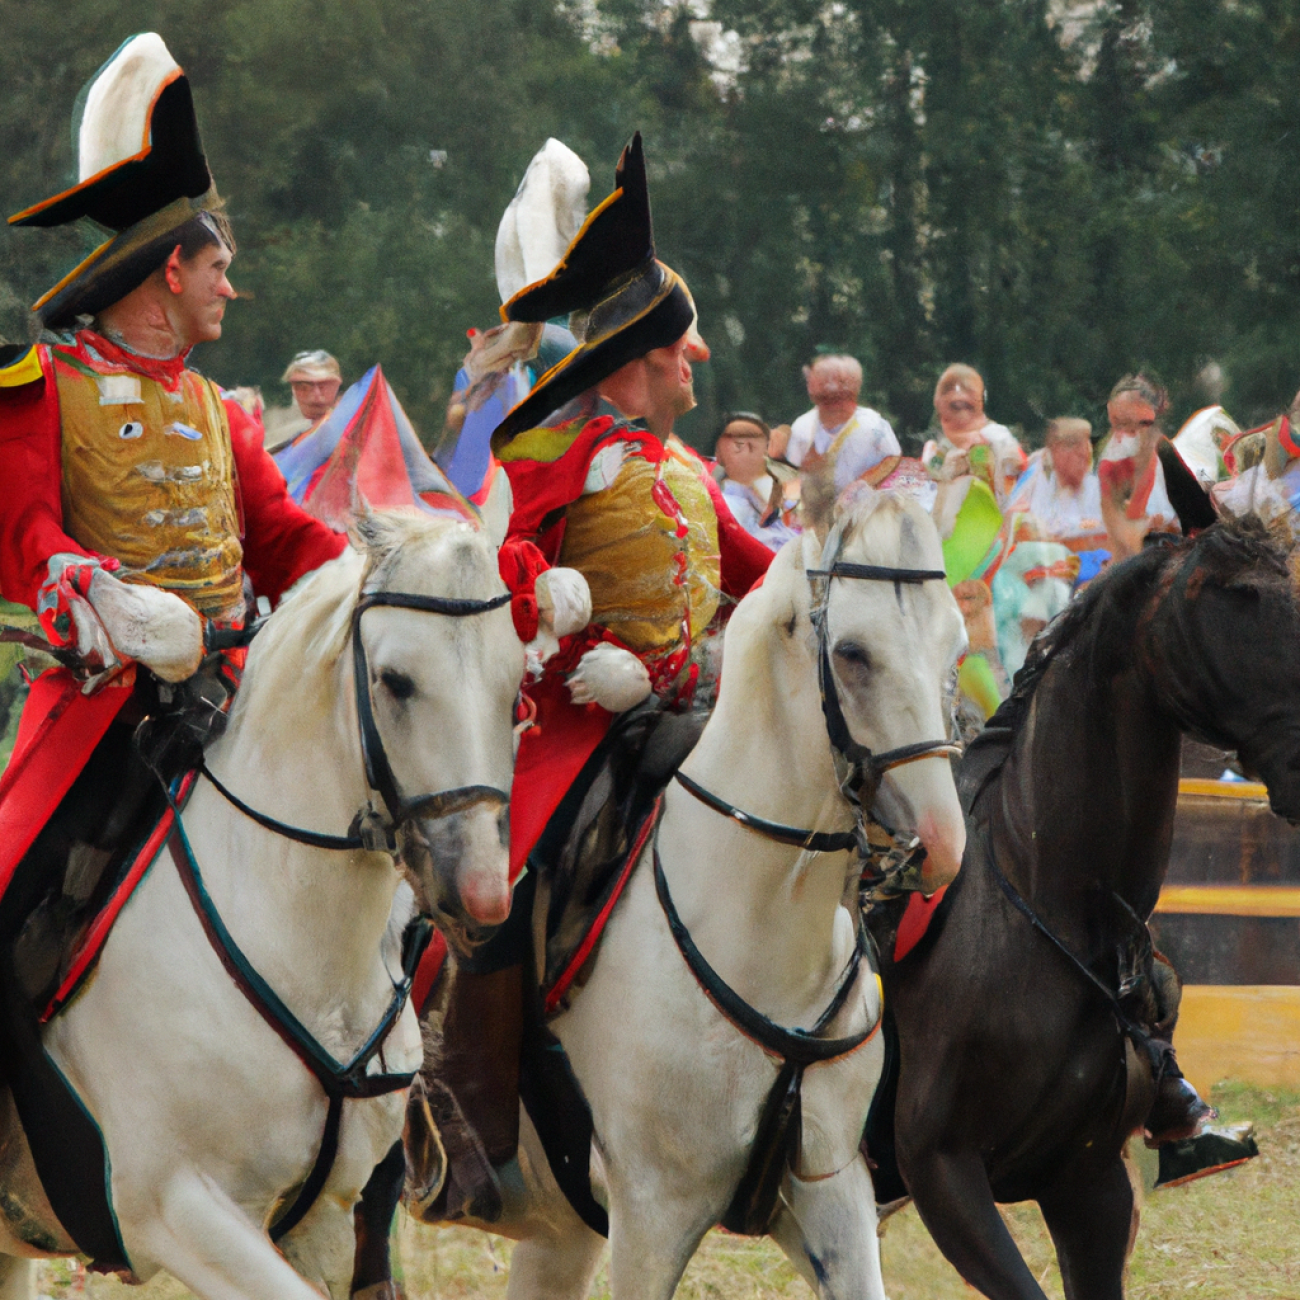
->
<box><xmin>478</xmin><ymin>465</ymin><xmax>513</xmax><ymax>549</ymax></box>
<box><xmin>347</xmin><ymin>496</ymin><xmax>383</xmax><ymax>554</ymax></box>
<box><xmin>1157</xmin><ymin>438</ymin><xmax>1218</xmax><ymax>534</ymax></box>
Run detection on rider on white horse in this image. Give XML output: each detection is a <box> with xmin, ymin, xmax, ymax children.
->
<box><xmin>419</xmin><ymin>132</ymin><xmax>775</xmax><ymax>1222</ymax></box>
<box><xmin>0</xmin><ymin>35</ymin><xmax>352</xmax><ymax>1255</ymax></box>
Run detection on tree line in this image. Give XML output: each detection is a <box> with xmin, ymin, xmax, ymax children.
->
<box><xmin>1</xmin><ymin>0</ymin><xmax>1296</xmax><ymax>453</ymax></box>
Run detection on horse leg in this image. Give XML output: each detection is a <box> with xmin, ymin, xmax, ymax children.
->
<box><xmin>603</xmin><ymin>1172</ymin><xmax>715</xmax><ymax>1300</ymax></box>
<box><xmin>506</xmin><ymin>1233</ymin><xmax>605</xmax><ymax>1300</ymax></box>
<box><xmin>122</xmin><ymin>1170</ymin><xmax>331</xmax><ymax>1300</ymax></box>
<box><xmin>350</xmin><ymin>1142</ymin><xmax>405</xmax><ymax>1300</ymax></box>
<box><xmin>769</xmin><ymin>1157</ymin><xmax>887</xmax><ymax>1300</ymax></box>
<box><xmin>0</xmin><ymin>1258</ymin><xmax>35</xmax><ymax>1300</ymax></box>
<box><xmin>1037</xmin><ymin>1156</ymin><xmax>1134</xmax><ymax>1300</ymax></box>
<box><xmin>902</xmin><ymin>1148</ymin><xmax>1048</xmax><ymax>1300</ymax></box>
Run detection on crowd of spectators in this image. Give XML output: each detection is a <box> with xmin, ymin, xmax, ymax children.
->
<box><xmin>710</xmin><ymin>354</ymin><xmax>1181</xmax><ymax>569</ymax></box>
<box><xmin>707</xmin><ymin>354</ymin><xmax>1198</xmax><ymax>721</ymax></box>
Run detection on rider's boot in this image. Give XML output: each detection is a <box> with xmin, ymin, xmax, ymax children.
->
<box><xmin>411</xmin><ymin>961</ymin><xmax>524</xmax><ymax>1223</ymax></box>
<box><xmin>1144</xmin><ymin>1053</ymin><xmax>1216</xmax><ymax>1146</ymax></box>
<box><xmin>1142</xmin><ymin>952</ymin><xmax>1215</xmax><ymax>1146</ymax></box>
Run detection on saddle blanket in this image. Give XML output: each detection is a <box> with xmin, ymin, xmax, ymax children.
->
<box><xmin>38</xmin><ymin>771</ymin><xmax>196</xmax><ymax>1024</ymax></box>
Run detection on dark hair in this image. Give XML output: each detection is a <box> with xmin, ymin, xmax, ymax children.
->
<box><xmin>67</xmin><ymin>210</ymin><xmax>237</xmax><ymax>327</ymax></box>
<box><xmin>714</xmin><ymin>410</ymin><xmax>771</xmax><ymax>452</ymax></box>
<box><xmin>174</xmin><ymin>210</ymin><xmax>236</xmax><ymax>263</ymax></box>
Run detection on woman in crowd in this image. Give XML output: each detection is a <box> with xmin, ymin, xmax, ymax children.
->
<box><xmin>1097</xmin><ymin>372</ymin><xmax>1178</xmax><ymax>559</ymax></box>
<box><xmin>923</xmin><ymin>363</ymin><xmax>1026</xmax><ymax>505</ymax></box>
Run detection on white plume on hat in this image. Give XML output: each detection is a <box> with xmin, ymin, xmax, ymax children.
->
<box><xmin>494</xmin><ymin>139</ymin><xmax>590</xmax><ymax>305</ymax></box>
<box><xmin>77</xmin><ymin>33</ymin><xmax>182</xmax><ymax>183</ymax></box>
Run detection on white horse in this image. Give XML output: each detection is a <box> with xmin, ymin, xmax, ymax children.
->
<box><xmin>413</xmin><ymin>490</ymin><xmax>968</xmax><ymax>1299</ymax></box>
<box><xmin>0</xmin><ymin>510</ymin><xmax>522</xmax><ymax>1300</ymax></box>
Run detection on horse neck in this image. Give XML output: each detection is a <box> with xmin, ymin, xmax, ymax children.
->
<box><xmin>188</xmin><ymin>648</ymin><xmax>399</xmax><ymax>1003</ymax></box>
<box><xmin>659</xmin><ymin>596</ymin><xmax>855</xmax><ymax>1010</ymax></box>
<box><xmin>990</xmin><ymin>578</ymin><xmax>1182</xmax><ymax>927</ymax></box>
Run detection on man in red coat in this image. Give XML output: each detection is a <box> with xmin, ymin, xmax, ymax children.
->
<box><xmin>0</xmin><ymin>34</ymin><xmax>345</xmax><ymax>910</ymax></box>
<box><xmin>422</xmin><ymin>133</ymin><xmax>773</xmax><ymax>1221</ymax></box>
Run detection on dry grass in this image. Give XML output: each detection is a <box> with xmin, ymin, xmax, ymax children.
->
<box><xmin>38</xmin><ymin>1082</ymin><xmax>1300</xmax><ymax>1299</ymax></box>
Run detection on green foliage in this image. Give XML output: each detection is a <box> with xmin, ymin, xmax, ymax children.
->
<box><xmin>1</xmin><ymin>0</ymin><xmax>1297</xmax><ymax>452</ymax></box>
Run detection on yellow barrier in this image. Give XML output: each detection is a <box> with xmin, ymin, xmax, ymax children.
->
<box><xmin>1176</xmin><ymin>986</ymin><xmax>1300</xmax><ymax>1091</ymax></box>
<box><xmin>1155</xmin><ymin>885</ymin><xmax>1300</xmax><ymax>918</ymax></box>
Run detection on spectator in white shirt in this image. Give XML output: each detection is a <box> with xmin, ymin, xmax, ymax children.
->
<box><xmin>784</xmin><ymin>355</ymin><xmax>901</xmax><ymax>493</ymax></box>
<box><xmin>1009</xmin><ymin>418</ymin><xmax>1106</xmax><ymax>549</ymax></box>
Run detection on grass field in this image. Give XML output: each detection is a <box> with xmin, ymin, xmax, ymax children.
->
<box><xmin>36</xmin><ymin>1081</ymin><xmax>1300</xmax><ymax>1299</ymax></box>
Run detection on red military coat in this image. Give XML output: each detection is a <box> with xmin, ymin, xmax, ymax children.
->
<box><xmin>0</xmin><ymin>333</ymin><xmax>347</xmax><ymax>898</ymax></box>
<box><xmin>497</xmin><ymin>413</ymin><xmax>773</xmax><ymax>878</ymax></box>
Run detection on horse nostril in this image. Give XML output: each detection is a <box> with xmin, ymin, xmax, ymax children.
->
<box><xmin>496</xmin><ymin>805</ymin><xmax>511</xmax><ymax>848</ymax></box>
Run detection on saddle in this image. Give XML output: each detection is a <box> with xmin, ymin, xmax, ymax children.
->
<box><xmin>530</xmin><ymin>699</ymin><xmax>706</xmax><ymax>1011</ymax></box>
<box><xmin>0</xmin><ymin>655</ymin><xmax>238</xmax><ymax>1272</ymax></box>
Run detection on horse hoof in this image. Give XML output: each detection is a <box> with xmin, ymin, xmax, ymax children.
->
<box><xmin>352</xmin><ymin>1285</ymin><xmax>404</xmax><ymax>1300</ymax></box>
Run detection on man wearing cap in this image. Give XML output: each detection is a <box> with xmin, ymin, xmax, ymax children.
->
<box><xmin>0</xmin><ymin>37</ymin><xmax>345</xmax><ymax>936</ymax></box>
<box><xmin>279</xmin><ymin>349</ymin><xmax>342</xmax><ymax>444</ymax></box>
<box><xmin>421</xmin><ymin>133</ymin><xmax>773</xmax><ymax>1221</ymax></box>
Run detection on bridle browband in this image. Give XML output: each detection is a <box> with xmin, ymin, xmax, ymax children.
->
<box><xmin>674</xmin><ymin>559</ymin><xmax>960</xmax><ymax>853</ymax></box>
<box><xmin>200</xmin><ymin>586</ymin><xmax>513</xmax><ymax>854</ymax></box>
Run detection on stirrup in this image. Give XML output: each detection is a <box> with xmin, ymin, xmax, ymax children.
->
<box><xmin>1155</xmin><ymin>1122</ymin><xmax>1259</xmax><ymax>1189</ymax></box>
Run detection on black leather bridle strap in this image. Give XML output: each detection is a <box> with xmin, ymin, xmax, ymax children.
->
<box><xmin>199</xmin><ymin>761</ymin><xmax>364</xmax><ymax>851</ymax></box>
<box><xmin>812</xmin><ymin>561</ymin><xmax>958</xmax><ymax>798</ymax></box>
<box><xmin>352</xmin><ymin>589</ymin><xmax>511</xmax><ymax>824</ymax></box>
<box><xmin>807</xmin><ymin>564</ymin><xmax>947</xmax><ymax>584</ymax></box>
<box><xmin>981</xmin><ymin>828</ymin><xmax>1148</xmax><ymax>1044</ymax></box>
<box><xmin>653</xmin><ymin>846</ymin><xmax>874</xmax><ymax>1066</ymax></box>
<box><xmin>673</xmin><ymin>771</ymin><xmax>859</xmax><ymax>854</ymax></box>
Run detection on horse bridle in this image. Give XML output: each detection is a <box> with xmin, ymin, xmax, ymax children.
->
<box><xmin>674</xmin><ymin>559</ymin><xmax>960</xmax><ymax>853</ymax></box>
<box><xmin>199</xmin><ymin>587</ymin><xmax>514</xmax><ymax>854</ymax></box>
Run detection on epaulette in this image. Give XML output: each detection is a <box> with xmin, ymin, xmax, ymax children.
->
<box><xmin>496</xmin><ymin>415</ymin><xmax>606</xmax><ymax>465</ymax></box>
<box><xmin>0</xmin><ymin>345</ymin><xmax>44</xmax><ymax>390</ymax></box>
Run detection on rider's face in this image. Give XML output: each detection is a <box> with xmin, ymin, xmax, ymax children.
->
<box><xmin>167</xmin><ymin>242</ymin><xmax>236</xmax><ymax>346</ymax></box>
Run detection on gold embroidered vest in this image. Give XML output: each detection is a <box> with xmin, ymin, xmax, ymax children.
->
<box><xmin>54</xmin><ymin>355</ymin><xmax>244</xmax><ymax>618</ymax></box>
<box><xmin>559</xmin><ymin>438</ymin><xmax>721</xmax><ymax>654</ymax></box>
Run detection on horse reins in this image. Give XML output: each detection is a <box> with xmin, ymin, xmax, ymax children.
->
<box><xmin>199</xmin><ymin>587</ymin><xmax>513</xmax><ymax>853</ymax></box>
<box><xmin>673</xmin><ymin>560</ymin><xmax>960</xmax><ymax>853</ymax></box>
<box><xmin>165</xmin><ymin>583</ymin><xmax>513</xmax><ymax>1241</ymax></box>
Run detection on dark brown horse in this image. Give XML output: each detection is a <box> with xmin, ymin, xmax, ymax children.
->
<box><xmin>868</xmin><ymin>520</ymin><xmax>1300</xmax><ymax>1300</ymax></box>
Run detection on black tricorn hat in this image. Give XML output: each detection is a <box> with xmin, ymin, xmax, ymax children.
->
<box><xmin>491</xmin><ymin>133</ymin><xmax>694</xmax><ymax>451</ymax></box>
<box><xmin>9</xmin><ymin>34</ymin><xmax>223</xmax><ymax>328</ymax></box>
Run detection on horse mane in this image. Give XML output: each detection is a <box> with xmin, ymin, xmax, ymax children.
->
<box><xmin>984</xmin><ymin>517</ymin><xmax>1293</xmax><ymax>742</ymax></box>
<box><xmin>228</xmin><ymin>510</ymin><xmax>488</xmax><ymax>728</ymax></box>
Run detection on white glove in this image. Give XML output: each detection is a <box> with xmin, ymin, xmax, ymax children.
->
<box><xmin>523</xmin><ymin>567</ymin><xmax>592</xmax><ymax>678</ymax></box>
<box><xmin>535</xmin><ymin>567</ymin><xmax>591</xmax><ymax>638</ymax></box>
<box><xmin>566</xmin><ymin>643</ymin><xmax>652</xmax><ymax>712</ymax></box>
<box><xmin>87</xmin><ymin>569</ymin><xmax>204</xmax><ymax>683</ymax></box>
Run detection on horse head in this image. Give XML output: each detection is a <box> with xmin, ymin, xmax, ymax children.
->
<box><xmin>1141</xmin><ymin>519</ymin><xmax>1300</xmax><ymax>822</ymax></box>
<box><xmin>816</xmin><ymin>490</ymin><xmax>969</xmax><ymax>891</ymax></box>
<box><xmin>348</xmin><ymin>511</ymin><xmax>523</xmax><ymax>949</ymax></box>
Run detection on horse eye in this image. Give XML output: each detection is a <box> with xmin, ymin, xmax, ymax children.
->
<box><xmin>379</xmin><ymin>669</ymin><xmax>416</xmax><ymax>702</ymax></box>
<box><xmin>834</xmin><ymin>641</ymin><xmax>872</xmax><ymax>671</ymax></box>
